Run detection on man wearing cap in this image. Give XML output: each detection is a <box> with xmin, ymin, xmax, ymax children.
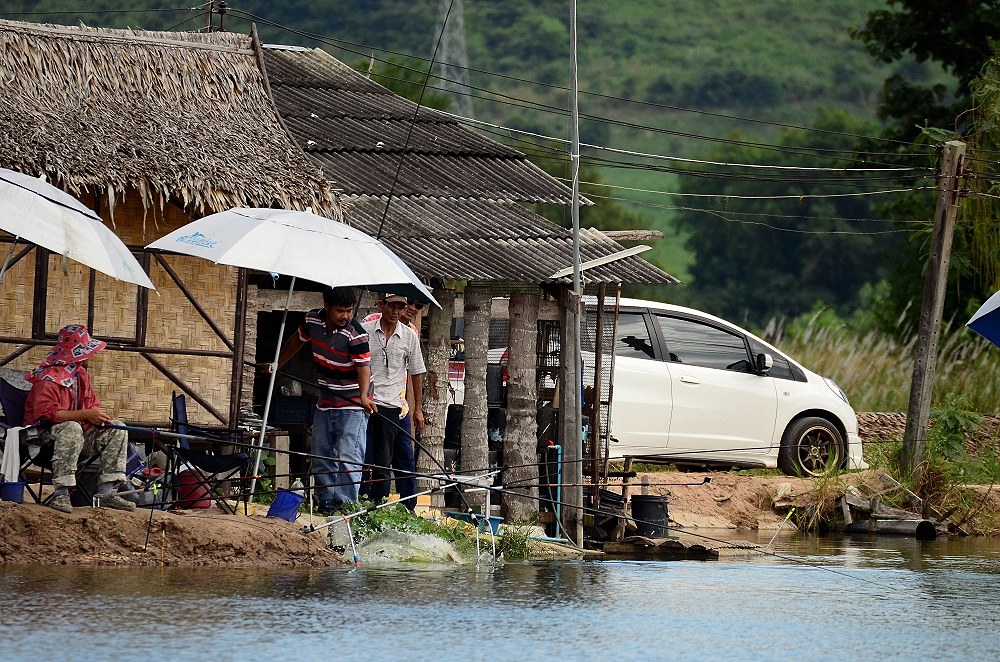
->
<box><xmin>23</xmin><ymin>324</ymin><xmax>135</xmax><ymax>513</ymax></box>
<box><xmin>361</xmin><ymin>294</ymin><xmax>426</xmax><ymax>505</ymax></box>
<box><xmin>362</xmin><ymin>296</ymin><xmax>426</xmax><ymax>508</ymax></box>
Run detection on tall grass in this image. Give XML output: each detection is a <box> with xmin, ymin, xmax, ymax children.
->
<box><xmin>768</xmin><ymin>317</ymin><xmax>1000</xmax><ymax>414</ymax></box>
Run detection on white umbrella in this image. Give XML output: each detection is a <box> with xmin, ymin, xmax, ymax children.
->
<box><xmin>0</xmin><ymin>168</ymin><xmax>155</xmax><ymax>289</ymax></box>
<box><xmin>146</xmin><ymin>207</ymin><xmax>435</xmax><ymax>304</ymax></box>
<box><xmin>147</xmin><ymin>207</ymin><xmax>436</xmax><ymax>496</ymax></box>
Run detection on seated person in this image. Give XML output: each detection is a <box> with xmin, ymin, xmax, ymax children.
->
<box><xmin>24</xmin><ymin>324</ymin><xmax>135</xmax><ymax>514</ymax></box>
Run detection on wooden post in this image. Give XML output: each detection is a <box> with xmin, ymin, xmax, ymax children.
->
<box><xmin>460</xmin><ymin>285</ymin><xmax>491</xmax><ymax>510</ymax></box>
<box><xmin>418</xmin><ymin>286</ymin><xmax>455</xmax><ymax>509</ymax></box>
<box><xmin>902</xmin><ymin>140</ymin><xmax>966</xmax><ymax>478</ymax></box>
<box><xmin>503</xmin><ymin>292</ymin><xmax>539</xmax><ymax>521</ymax></box>
<box><xmin>559</xmin><ymin>286</ymin><xmax>583</xmax><ymax>544</ymax></box>
<box><xmin>590</xmin><ymin>283</ymin><xmax>606</xmax><ymax>509</ymax></box>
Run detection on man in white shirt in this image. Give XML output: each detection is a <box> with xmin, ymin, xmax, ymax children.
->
<box><xmin>361</xmin><ymin>294</ymin><xmax>426</xmax><ymax>505</ymax></box>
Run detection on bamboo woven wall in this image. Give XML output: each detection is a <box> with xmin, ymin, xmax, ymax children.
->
<box><xmin>0</xmin><ymin>189</ymin><xmax>240</xmax><ymax>428</ymax></box>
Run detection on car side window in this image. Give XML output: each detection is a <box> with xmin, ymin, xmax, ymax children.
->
<box><xmin>747</xmin><ymin>337</ymin><xmax>795</xmax><ymax>380</ymax></box>
<box><xmin>655</xmin><ymin>315</ymin><xmax>750</xmax><ymax>371</ymax></box>
<box><xmin>615</xmin><ymin>312</ymin><xmax>656</xmax><ymax>360</ymax></box>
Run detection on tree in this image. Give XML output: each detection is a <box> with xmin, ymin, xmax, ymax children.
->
<box><xmin>670</xmin><ymin>111</ymin><xmax>895</xmax><ymax>326</ymax></box>
<box><xmin>851</xmin><ymin>1</ymin><xmax>1000</xmax><ymax>332</ymax></box>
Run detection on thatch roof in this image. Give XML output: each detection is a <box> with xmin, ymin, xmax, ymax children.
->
<box><xmin>0</xmin><ymin>20</ymin><xmax>339</xmax><ymax>218</ymax></box>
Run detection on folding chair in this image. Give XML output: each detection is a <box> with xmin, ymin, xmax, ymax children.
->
<box><xmin>160</xmin><ymin>392</ymin><xmax>251</xmax><ymax>514</ymax></box>
<box><xmin>0</xmin><ymin>376</ymin><xmax>109</xmax><ymax>506</ymax></box>
<box><xmin>0</xmin><ymin>377</ymin><xmax>48</xmax><ymax>502</ymax></box>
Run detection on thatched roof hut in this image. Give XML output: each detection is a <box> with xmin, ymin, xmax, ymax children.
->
<box><xmin>0</xmin><ymin>20</ymin><xmax>341</xmax><ymax>428</ymax></box>
<box><xmin>0</xmin><ymin>19</ymin><xmax>338</xmax><ymax>218</ymax></box>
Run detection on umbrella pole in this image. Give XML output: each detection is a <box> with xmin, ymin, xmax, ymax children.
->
<box><xmin>247</xmin><ymin>276</ymin><xmax>296</xmax><ymax>499</ymax></box>
<box><xmin>0</xmin><ymin>235</ymin><xmax>19</xmax><ymax>281</ymax></box>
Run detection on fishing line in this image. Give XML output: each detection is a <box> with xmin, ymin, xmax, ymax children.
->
<box><xmin>107</xmin><ymin>420</ymin><xmax>895</xmax><ymax>588</ymax></box>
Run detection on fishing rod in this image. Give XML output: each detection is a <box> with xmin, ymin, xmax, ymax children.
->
<box><xmin>109</xmin><ymin>422</ymin><xmax>894</xmax><ymax>588</ymax></box>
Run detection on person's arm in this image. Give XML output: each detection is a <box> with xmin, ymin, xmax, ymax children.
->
<box><xmin>409</xmin><ymin>372</ymin><xmax>424</xmax><ymax>433</ymax></box>
<box><xmin>25</xmin><ymin>379</ymin><xmax>109</xmax><ymax>427</ymax></box>
<box><xmin>260</xmin><ymin>333</ymin><xmax>306</xmax><ymax>374</ymax></box>
<box><xmin>55</xmin><ymin>408</ymin><xmax>111</xmax><ymax>426</ymax></box>
<box><xmin>357</xmin><ymin>365</ymin><xmax>376</xmax><ymax>414</ymax></box>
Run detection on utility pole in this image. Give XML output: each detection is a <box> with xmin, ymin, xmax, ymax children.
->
<box><xmin>901</xmin><ymin>140</ymin><xmax>966</xmax><ymax>479</ymax></box>
<box><xmin>436</xmin><ymin>0</ymin><xmax>474</xmax><ymax>118</ymax></box>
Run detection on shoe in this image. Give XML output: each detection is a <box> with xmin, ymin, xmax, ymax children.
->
<box><xmin>98</xmin><ymin>494</ymin><xmax>136</xmax><ymax>512</ymax></box>
<box><xmin>47</xmin><ymin>493</ymin><xmax>73</xmax><ymax>514</ymax></box>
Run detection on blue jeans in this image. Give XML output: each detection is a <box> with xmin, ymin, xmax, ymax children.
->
<box><xmin>312</xmin><ymin>408</ymin><xmax>368</xmax><ymax>510</ymax></box>
<box><xmin>393</xmin><ymin>414</ymin><xmax>416</xmax><ymax>508</ymax></box>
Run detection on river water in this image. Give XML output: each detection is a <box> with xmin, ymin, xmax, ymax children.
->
<box><xmin>2</xmin><ymin>530</ymin><xmax>999</xmax><ymax>661</ymax></box>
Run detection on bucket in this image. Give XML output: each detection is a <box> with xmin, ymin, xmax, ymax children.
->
<box><xmin>0</xmin><ymin>481</ymin><xmax>25</xmax><ymax>504</ymax></box>
<box><xmin>631</xmin><ymin>494</ymin><xmax>669</xmax><ymax>538</ymax></box>
<box><xmin>267</xmin><ymin>489</ymin><xmax>305</xmax><ymax>522</ymax></box>
<box><xmin>176</xmin><ymin>470</ymin><xmax>211</xmax><ymax>509</ymax></box>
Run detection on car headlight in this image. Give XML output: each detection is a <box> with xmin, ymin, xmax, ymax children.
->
<box><xmin>823</xmin><ymin>377</ymin><xmax>849</xmax><ymax>404</ymax></box>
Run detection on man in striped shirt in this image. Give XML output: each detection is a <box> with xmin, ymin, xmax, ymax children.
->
<box><xmin>273</xmin><ymin>287</ymin><xmax>374</xmax><ymax>513</ymax></box>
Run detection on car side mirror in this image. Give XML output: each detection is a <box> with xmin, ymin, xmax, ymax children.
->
<box><xmin>755</xmin><ymin>352</ymin><xmax>773</xmax><ymax>374</ymax></box>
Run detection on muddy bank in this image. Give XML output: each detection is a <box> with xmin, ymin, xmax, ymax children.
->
<box><xmin>0</xmin><ymin>501</ymin><xmax>340</xmax><ymax>567</ymax></box>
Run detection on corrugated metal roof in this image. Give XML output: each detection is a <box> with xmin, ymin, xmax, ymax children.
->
<box><xmin>343</xmin><ymin>197</ymin><xmax>679</xmax><ymax>286</ymax></box>
<box><xmin>262</xmin><ymin>45</ymin><xmax>677</xmax><ymax>286</ymax></box>
<box><xmin>264</xmin><ymin>46</ymin><xmax>575</xmax><ymax>204</ymax></box>
<box><xmin>312</xmin><ymin>151</ymin><xmax>574</xmax><ymax>201</ymax></box>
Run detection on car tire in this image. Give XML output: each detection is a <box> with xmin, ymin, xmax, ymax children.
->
<box><xmin>778</xmin><ymin>416</ymin><xmax>844</xmax><ymax>477</ymax></box>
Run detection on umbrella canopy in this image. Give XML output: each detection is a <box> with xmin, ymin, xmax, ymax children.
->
<box><xmin>0</xmin><ymin>168</ymin><xmax>155</xmax><ymax>289</ymax></box>
<box><xmin>147</xmin><ymin>207</ymin><xmax>437</xmax><ymax>499</ymax></box>
<box><xmin>968</xmin><ymin>290</ymin><xmax>1000</xmax><ymax>349</ymax></box>
<box><xmin>146</xmin><ymin>207</ymin><xmax>436</xmax><ymax>305</ymax></box>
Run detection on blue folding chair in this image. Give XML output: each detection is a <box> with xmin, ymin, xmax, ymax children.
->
<box><xmin>165</xmin><ymin>392</ymin><xmax>250</xmax><ymax>513</ymax></box>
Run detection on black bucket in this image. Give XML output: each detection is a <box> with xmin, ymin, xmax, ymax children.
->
<box><xmin>631</xmin><ymin>494</ymin><xmax>669</xmax><ymax>538</ymax></box>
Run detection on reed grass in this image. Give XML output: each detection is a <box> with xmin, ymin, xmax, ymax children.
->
<box><xmin>769</xmin><ymin>317</ymin><xmax>1000</xmax><ymax>414</ymax></box>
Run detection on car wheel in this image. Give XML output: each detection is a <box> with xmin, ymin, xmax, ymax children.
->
<box><xmin>778</xmin><ymin>417</ymin><xmax>844</xmax><ymax>477</ymax></box>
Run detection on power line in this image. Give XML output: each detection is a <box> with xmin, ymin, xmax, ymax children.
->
<box><xmin>448</xmin><ymin>113</ymin><xmax>934</xmax><ymax>173</ymax></box>
<box><xmin>219</xmin><ymin>7</ymin><xmax>934</xmax><ymax>159</ymax></box>
<box><xmin>219</xmin><ymin>6</ymin><xmax>936</xmax><ymax>154</ymax></box>
<box><xmin>558</xmin><ymin>181</ymin><xmax>934</xmax><ymax>200</ymax></box>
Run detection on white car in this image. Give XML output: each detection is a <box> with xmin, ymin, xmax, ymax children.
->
<box><xmin>593</xmin><ymin>298</ymin><xmax>865</xmax><ymax>477</ymax></box>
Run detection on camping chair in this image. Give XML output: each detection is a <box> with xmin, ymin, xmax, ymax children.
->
<box><xmin>0</xmin><ymin>376</ymin><xmax>109</xmax><ymax>506</ymax></box>
<box><xmin>161</xmin><ymin>392</ymin><xmax>250</xmax><ymax>514</ymax></box>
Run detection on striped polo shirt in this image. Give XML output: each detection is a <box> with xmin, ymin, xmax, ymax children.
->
<box><xmin>296</xmin><ymin>308</ymin><xmax>371</xmax><ymax>410</ymax></box>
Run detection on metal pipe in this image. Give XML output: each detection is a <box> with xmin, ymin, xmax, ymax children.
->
<box><xmin>845</xmin><ymin>518</ymin><xmax>937</xmax><ymax>540</ymax></box>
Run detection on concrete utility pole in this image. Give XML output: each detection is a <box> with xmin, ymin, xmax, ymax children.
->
<box><xmin>901</xmin><ymin>140</ymin><xmax>966</xmax><ymax>479</ymax></box>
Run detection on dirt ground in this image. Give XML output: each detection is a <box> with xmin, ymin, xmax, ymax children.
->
<box><xmin>0</xmin><ymin>501</ymin><xmax>341</xmax><ymax>567</ymax></box>
<box><xmin>2</xmin><ymin>412</ymin><xmax>998</xmax><ymax>566</ymax></box>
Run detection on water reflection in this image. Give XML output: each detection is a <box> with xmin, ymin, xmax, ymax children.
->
<box><xmin>2</xmin><ymin>533</ymin><xmax>999</xmax><ymax>661</ymax></box>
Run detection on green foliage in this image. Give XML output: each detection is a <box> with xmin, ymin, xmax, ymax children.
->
<box><xmin>670</xmin><ymin>109</ymin><xmax>897</xmax><ymax>326</ymax></box>
<box><xmin>252</xmin><ymin>451</ymin><xmax>276</xmax><ymax>504</ymax></box>
<box><xmin>928</xmin><ymin>394</ymin><xmax>983</xmax><ymax>461</ymax></box>
<box><xmin>341</xmin><ymin>502</ymin><xmax>533</xmax><ymax>560</ymax></box>
<box><xmin>366</xmin><ymin>57</ymin><xmax>453</xmax><ymax>112</ymax></box>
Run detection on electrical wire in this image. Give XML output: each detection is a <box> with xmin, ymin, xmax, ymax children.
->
<box><xmin>220</xmin><ymin>6</ymin><xmax>936</xmax><ymax>161</ymax></box>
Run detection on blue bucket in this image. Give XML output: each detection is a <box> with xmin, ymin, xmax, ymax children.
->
<box><xmin>267</xmin><ymin>489</ymin><xmax>305</xmax><ymax>522</ymax></box>
<box><xmin>0</xmin><ymin>481</ymin><xmax>25</xmax><ymax>504</ymax></box>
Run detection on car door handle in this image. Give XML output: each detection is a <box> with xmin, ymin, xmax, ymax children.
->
<box><xmin>679</xmin><ymin>375</ymin><xmax>700</xmax><ymax>384</ymax></box>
